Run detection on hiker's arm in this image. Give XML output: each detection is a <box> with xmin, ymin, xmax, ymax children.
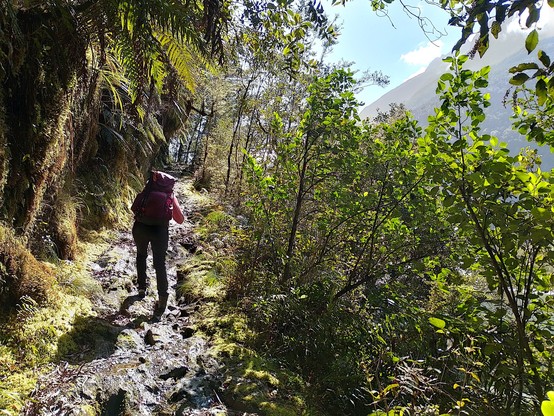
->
<box><xmin>172</xmin><ymin>196</ymin><xmax>185</xmax><ymax>224</ymax></box>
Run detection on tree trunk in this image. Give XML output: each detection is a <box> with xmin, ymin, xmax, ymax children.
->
<box><xmin>282</xmin><ymin>132</ymin><xmax>312</xmax><ymax>283</ymax></box>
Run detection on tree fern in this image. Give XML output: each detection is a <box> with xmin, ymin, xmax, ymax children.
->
<box><xmin>156</xmin><ymin>31</ymin><xmax>216</xmax><ymax>93</ymax></box>
<box><xmin>73</xmin><ymin>0</ymin><xmax>227</xmax><ymax>108</ymax></box>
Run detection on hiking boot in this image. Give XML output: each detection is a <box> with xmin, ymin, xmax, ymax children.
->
<box><xmin>154</xmin><ymin>295</ymin><xmax>168</xmax><ymax>317</ymax></box>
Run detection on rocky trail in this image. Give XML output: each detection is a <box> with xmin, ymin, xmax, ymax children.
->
<box><xmin>21</xmin><ymin>178</ymin><xmax>238</xmax><ymax>415</ymax></box>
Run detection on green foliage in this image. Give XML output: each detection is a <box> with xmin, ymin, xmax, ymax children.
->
<box><xmin>237</xmin><ymin>69</ymin><xmax>459</xmax><ymax>413</ymax></box>
<box><xmin>242</xmin><ymin>69</ymin><xmax>449</xmax><ymax>295</ymax></box>
<box><xmin>510</xmin><ymin>48</ymin><xmax>554</xmax><ymax>146</ymax></box>
<box><xmin>247</xmin><ymin>281</ymin><xmax>373</xmax><ymax>413</ymax></box>
<box><xmin>423</xmin><ymin>54</ymin><xmax>554</xmax><ymax>414</ymax></box>
<box><xmin>79</xmin><ymin>0</ymin><xmax>228</xmax><ymax>107</ymax></box>
<box><xmin>235</xmin><ymin>51</ymin><xmax>554</xmax><ymax>415</ymax></box>
<box><xmin>239</xmin><ymin>0</ymin><xmax>336</xmax><ymax>74</ymax></box>
<box><xmin>437</xmin><ymin>0</ymin><xmax>551</xmax><ymax>56</ymax></box>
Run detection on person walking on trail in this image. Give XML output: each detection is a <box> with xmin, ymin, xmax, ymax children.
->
<box><xmin>131</xmin><ymin>170</ymin><xmax>185</xmax><ymax>318</ymax></box>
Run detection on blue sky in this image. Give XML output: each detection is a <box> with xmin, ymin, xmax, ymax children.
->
<box><xmin>320</xmin><ymin>1</ymin><xmax>554</xmax><ymax>107</ymax></box>
<box><xmin>320</xmin><ymin>0</ymin><xmax>462</xmax><ymax>106</ymax></box>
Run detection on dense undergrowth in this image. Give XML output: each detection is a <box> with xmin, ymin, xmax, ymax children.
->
<box><xmin>175</xmin><ymin>185</ymin><xmax>320</xmax><ymax>415</ymax></box>
<box><xmin>219</xmin><ymin>63</ymin><xmax>554</xmax><ymax>415</ymax></box>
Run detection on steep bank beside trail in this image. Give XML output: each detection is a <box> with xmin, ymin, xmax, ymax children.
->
<box><xmin>20</xmin><ymin>177</ymin><xmax>235</xmax><ymax>415</ymax></box>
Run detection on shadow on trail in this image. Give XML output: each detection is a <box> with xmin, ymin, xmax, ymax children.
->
<box><xmin>56</xmin><ymin>315</ymin><xmax>125</xmax><ymax>364</ymax></box>
<box><xmin>119</xmin><ymin>294</ymin><xmax>158</xmax><ymax>325</ymax></box>
<box><xmin>57</xmin><ymin>292</ymin><xmax>169</xmax><ymax>365</ymax></box>
<box><xmin>119</xmin><ymin>294</ymin><xmax>142</xmax><ymax>315</ymax></box>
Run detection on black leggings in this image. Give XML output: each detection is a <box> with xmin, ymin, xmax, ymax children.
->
<box><xmin>132</xmin><ymin>221</ymin><xmax>169</xmax><ymax>297</ymax></box>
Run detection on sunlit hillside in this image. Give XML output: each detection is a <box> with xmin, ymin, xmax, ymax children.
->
<box><xmin>361</xmin><ymin>31</ymin><xmax>554</xmax><ymax>168</ymax></box>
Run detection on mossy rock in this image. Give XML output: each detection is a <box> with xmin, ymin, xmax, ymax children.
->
<box><xmin>0</xmin><ymin>225</ymin><xmax>56</xmax><ymax>310</ymax></box>
<box><xmin>208</xmin><ymin>332</ymin><xmax>313</xmax><ymax>416</ymax></box>
<box><xmin>176</xmin><ymin>254</ymin><xmax>226</xmax><ymax>302</ymax></box>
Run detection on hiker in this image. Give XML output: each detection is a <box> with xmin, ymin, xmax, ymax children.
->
<box><xmin>131</xmin><ymin>170</ymin><xmax>185</xmax><ymax>317</ymax></box>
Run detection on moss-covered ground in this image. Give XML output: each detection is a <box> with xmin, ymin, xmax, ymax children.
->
<box><xmin>0</xmin><ymin>232</ymin><xmax>111</xmax><ymax>414</ymax></box>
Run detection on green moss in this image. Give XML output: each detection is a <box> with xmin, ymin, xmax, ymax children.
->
<box><xmin>78</xmin><ymin>174</ymin><xmax>135</xmax><ymax>230</ymax></box>
<box><xmin>195</xmin><ymin>306</ymin><xmax>314</xmax><ymax>415</ymax></box>
<box><xmin>259</xmin><ymin>401</ymin><xmax>304</xmax><ymax>416</ymax></box>
<box><xmin>0</xmin><ymin>261</ymin><xmax>95</xmax><ymax>410</ymax></box>
<box><xmin>50</xmin><ymin>191</ymin><xmax>80</xmax><ymax>260</ymax></box>
<box><xmin>0</xmin><ymin>225</ymin><xmax>57</xmax><ymax>309</ymax></box>
<box><xmin>212</xmin><ymin>339</ymin><xmax>312</xmax><ymax>415</ymax></box>
<box><xmin>0</xmin><ymin>369</ymin><xmax>38</xmax><ymax>415</ymax></box>
<box><xmin>6</xmin><ymin>295</ymin><xmax>94</xmax><ymax>367</ymax></box>
<box><xmin>243</xmin><ymin>367</ymin><xmax>280</xmax><ymax>387</ymax></box>
<box><xmin>0</xmin><ymin>99</ymin><xmax>8</xmax><ymax>205</ymax></box>
<box><xmin>177</xmin><ymin>254</ymin><xmax>226</xmax><ymax>301</ymax></box>
<box><xmin>196</xmin><ymin>209</ymin><xmax>236</xmax><ymax>238</ymax></box>
<box><xmin>56</xmin><ymin>315</ymin><xmax>119</xmax><ymax>361</ymax></box>
<box><xmin>205</xmin><ymin>210</ymin><xmax>236</xmax><ymax>228</ymax></box>
<box><xmin>76</xmin><ymin>404</ymin><xmax>98</xmax><ymax>415</ymax></box>
<box><xmin>56</xmin><ymin>260</ymin><xmax>103</xmax><ymax>299</ymax></box>
<box><xmin>176</xmin><ymin>181</ymin><xmax>212</xmax><ymax>205</ymax></box>
<box><xmin>115</xmin><ymin>331</ymin><xmax>140</xmax><ymax>350</ymax></box>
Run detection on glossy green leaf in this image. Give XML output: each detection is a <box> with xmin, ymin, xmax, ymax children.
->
<box><xmin>509</xmin><ymin>62</ymin><xmax>540</xmax><ymax>73</ymax></box>
<box><xmin>537</xmin><ymin>79</ymin><xmax>548</xmax><ymax>106</ymax></box>
<box><xmin>543</xmin><ymin>399</ymin><xmax>554</xmax><ymax>416</ymax></box>
<box><xmin>548</xmin><ymin>78</ymin><xmax>554</xmax><ymax>96</ymax></box>
<box><xmin>526</xmin><ymin>6</ymin><xmax>540</xmax><ymax>27</ymax></box>
<box><xmin>429</xmin><ymin>317</ymin><xmax>446</xmax><ymax>329</ymax></box>
<box><xmin>491</xmin><ymin>21</ymin><xmax>501</xmax><ymax>38</ymax></box>
<box><xmin>510</xmin><ymin>73</ymin><xmax>530</xmax><ymax>85</ymax></box>
<box><xmin>526</xmin><ymin>29</ymin><xmax>539</xmax><ymax>54</ymax></box>
<box><xmin>539</xmin><ymin>50</ymin><xmax>551</xmax><ymax>68</ymax></box>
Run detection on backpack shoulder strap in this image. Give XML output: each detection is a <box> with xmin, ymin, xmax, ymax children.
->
<box><xmin>135</xmin><ymin>180</ymin><xmax>153</xmax><ymax>215</ymax></box>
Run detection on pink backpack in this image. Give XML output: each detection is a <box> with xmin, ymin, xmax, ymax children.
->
<box><xmin>131</xmin><ymin>171</ymin><xmax>176</xmax><ymax>224</ymax></box>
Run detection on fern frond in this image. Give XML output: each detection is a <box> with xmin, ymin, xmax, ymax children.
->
<box><xmin>95</xmin><ymin>48</ymin><xmax>128</xmax><ymax>115</ymax></box>
<box><xmin>156</xmin><ymin>31</ymin><xmax>197</xmax><ymax>92</ymax></box>
<box><xmin>76</xmin><ymin>0</ymin><xmax>228</xmax><ymax>111</ymax></box>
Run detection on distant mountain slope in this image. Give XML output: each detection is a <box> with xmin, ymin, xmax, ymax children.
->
<box><xmin>360</xmin><ymin>31</ymin><xmax>554</xmax><ymax>169</ymax></box>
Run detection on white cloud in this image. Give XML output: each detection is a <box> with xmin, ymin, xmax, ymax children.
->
<box><xmin>400</xmin><ymin>40</ymin><xmax>444</xmax><ymax>66</ymax></box>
